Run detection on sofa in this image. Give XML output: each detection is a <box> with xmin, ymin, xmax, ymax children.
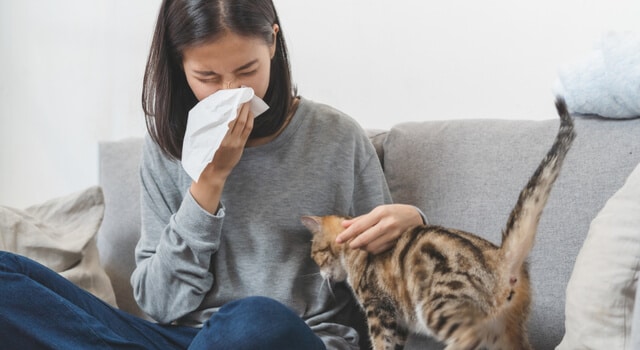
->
<box><xmin>94</xmin><ymin>115</ymin><xmax>640</xmax><ymax>349</ymax></box>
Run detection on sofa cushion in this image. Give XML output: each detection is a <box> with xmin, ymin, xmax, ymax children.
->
<box><xmin>557</xmin><ymin>162</ymin><xmax>640</xmax><ymax>350</ymax></box>
<box><xmin>0</xmin><ymin>186</ymin><xmax>117</xmax><ymax>307</ymax></box>
<box><xmin>383</xmin><ymin>117</ymin><xmax>640</xmax><ymax>349</ymax></box>
<box><xmin>97</xmin><ymin>137</ymin><xmax>147</xmax><ymax>318</ymax></box>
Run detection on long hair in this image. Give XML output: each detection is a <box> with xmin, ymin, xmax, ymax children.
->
<box><xmin>142</xmin><ymin>0</ymin><xmax>295</xmax><ymax>160</ymax></box>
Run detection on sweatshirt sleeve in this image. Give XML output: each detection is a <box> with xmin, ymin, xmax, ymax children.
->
<box><xmin>350</xmin><ymin>130</ymin><xmax>393</xmax><ymax>216</ymax></box>
<box><xmin>130</xmin><ymin>135</ymin><xmax>223</xmax><ymax>324</ymax></box>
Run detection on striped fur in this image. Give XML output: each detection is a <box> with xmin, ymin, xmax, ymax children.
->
<box><xmin>302</xmin><ymin>98</ymin><xmax>575</xmax><ymax>350</ymax></box>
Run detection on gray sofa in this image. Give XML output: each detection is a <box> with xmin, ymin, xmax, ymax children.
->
<box><xmin>97</xmin><ymin>115</ymin><xmax>640</xmax><ymax>349</ymax></box>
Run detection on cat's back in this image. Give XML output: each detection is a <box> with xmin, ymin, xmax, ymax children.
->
<box><xmin>388</xmin><ymin>225</ymin><xmax>504</xmax><ymax>319</ymax></box>
<box><xmin>394</xmin><ymin>224</ymin><xmax>501</xmax><ymax>276</ymax></box>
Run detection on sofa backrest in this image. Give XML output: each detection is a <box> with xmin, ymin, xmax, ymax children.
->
<box><xmin>97</xmin><ymin>116</ymin><xmax>640</xmax><ymax>348</ymax></box>
<box><xmin>97</xmin><ymin>137</ymin><xmax>146</xmax><ymax>318</ymax></box>
<box><xmin>379</xmin><ymin>116</ymin><xmax>640</xmax><ymax>349</ymax></box>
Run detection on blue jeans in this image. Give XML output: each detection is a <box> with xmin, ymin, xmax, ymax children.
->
<box><xmin>0</xmin><ymin>251</ymin><xmax>326</xmax><ymax>350</ymax></box>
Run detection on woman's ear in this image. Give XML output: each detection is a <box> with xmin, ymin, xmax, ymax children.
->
<box><xmin>270</xmin><ymin>24</ymin><xmax>280</xmax><ymax>59</ymax></box>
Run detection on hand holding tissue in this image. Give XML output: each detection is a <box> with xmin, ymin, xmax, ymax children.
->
<box><xmin>182</xmin><ymin>87</ymin><xmax>269</xmax><ymax>182</ymax></box>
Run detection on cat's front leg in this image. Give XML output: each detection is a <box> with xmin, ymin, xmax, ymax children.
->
<box><xmin>362</xmin><ymin>299</ymin><xmax>403</xmax><ymax>350</ymax></box>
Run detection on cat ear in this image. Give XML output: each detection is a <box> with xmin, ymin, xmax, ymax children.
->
<box><xmin>301</xmin><ymin>216</ymin><xmax>322</xmax><ymax>233</ymax></box>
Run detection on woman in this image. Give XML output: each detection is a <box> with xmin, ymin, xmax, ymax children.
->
<box><xmin>0</xmin><ymin>0</ymin><xmax>424</xmax><ymax>349</ymax></box>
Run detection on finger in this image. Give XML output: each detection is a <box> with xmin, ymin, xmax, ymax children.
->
<box><xmin>341</xmin><ymin>217</ymin><xmax>355</xmax><ymax>227</ymax></box>
<box><xmin>238</xmin><ymin>102</ymin><xmax>251</xmax><ymax>122</ymax></box>
<box><xmin>336</xmin><ymin>214</ymin><xmax>379</xmax><ymax>243</ymax></box>
<box><xmin>241</xmin><ymin>110</ymin><xmax>254</xmax><ymax>139</ymax></box>
<box><xmin>230</xmin><ymin>103</ymin><xmax>251</xmax><ymax>135</ymax></box>
<box><xmin>336</xmin><ymin>206</ymin><xmax>390</xmax><ymax>243</ymax></box>
<box><xmin>358</xmin><ymin>222</ymin><xmax>398</xmax><ymax>253</ymax></box>
<box><xmin>364</xmin><ymin>240</ymin><xmax>394</xmax><ymax>255</ymax></box>
<box><xmin>348</xmin><ymin>223</ymin><xmax>384</xmax><ymax>249</ymax></box>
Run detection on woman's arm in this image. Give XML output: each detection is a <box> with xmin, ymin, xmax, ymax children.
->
<box><xmin>131</xmin><ymin>136</ymin><xmax>222</xmax><ymax>324</ymax></box>
<box><xmin>131</xmin><ymin>104</ymin><xmax>253</xmax><ymax>323</ymax></box>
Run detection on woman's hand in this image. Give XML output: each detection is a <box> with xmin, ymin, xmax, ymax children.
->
<box><xmin>190</xmin><ymin>103</ymin><xmax>253</xmax><ymax>214</ymax></box>
<box><xmin>335</xmin><ymin>204</ymin><xmax>424</xmax><ymax>254</ymax></box>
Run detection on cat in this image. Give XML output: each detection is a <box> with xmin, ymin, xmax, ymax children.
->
<box><xmin>301</xmin><ymin>98</ymin><xmax>575</xmax><ymax>350</ymax></box>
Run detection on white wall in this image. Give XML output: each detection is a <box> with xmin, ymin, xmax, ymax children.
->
<box><xmin>1</xmin><ymin>0</ymin><xmax>638</xmax><ymax>207</ymax></box>
<box><xmin>1</xmin><ymin>0</ymin><xmax>160</xmax><ymax>207</ymax></box>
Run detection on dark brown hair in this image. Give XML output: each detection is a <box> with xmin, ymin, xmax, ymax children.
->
<box><xmin>142</xmin><ymin>0</ymin><xmax>295</xmax><ymax>160</ymax></box>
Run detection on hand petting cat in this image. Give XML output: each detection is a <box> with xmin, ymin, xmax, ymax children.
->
<box><xmin>336</xmin><ymin>204</ymin><xmax>424</xmax><ymax>254</ymax></box>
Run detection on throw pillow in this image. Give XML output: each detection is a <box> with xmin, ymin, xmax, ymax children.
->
<box><xmin>0</xmin><ymin>186</ymin><xmax>117</xmax><ymax>307</ymax></box>
<box><xmin>557</xmin><ymin>162</ymin><xmax>640</xmax><ymax>349</ymax></box>
<box><xmin>633</xmin><ymin>283</ymin><xmax>640</xmax><ymax>349</ymax></box>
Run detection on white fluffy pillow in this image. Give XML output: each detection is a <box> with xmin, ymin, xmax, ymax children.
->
<box><xmin>557</xmin><ymin>163</ymin><xmax>640</xmax><ymax>349</ymax></box>
<box><xmin>0</xmin><ymin>186</ymin><xmax>117</xmax><ymax>307</ymax></box>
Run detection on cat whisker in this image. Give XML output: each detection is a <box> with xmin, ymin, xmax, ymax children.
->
<box><xmin>319</xmin><ymin>276</ymin><xmax>336</xmax><ymax>299</ymax></box>
<box><xmin>297</xmin><ymin>272</ymin><xmax>322</xmax><ymax>279</ymax></box>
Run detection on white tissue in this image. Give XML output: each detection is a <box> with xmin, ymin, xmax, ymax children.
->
<box><xmin>182</xmin><ymin>87</ymin><xmax>269</xmax><ymax>182</ymax></box>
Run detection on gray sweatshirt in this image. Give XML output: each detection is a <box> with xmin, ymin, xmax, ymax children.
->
<box><xmin>131</xmin><ymin>97</ymin><xmax>392</xmax><ymax>349</ymax></box>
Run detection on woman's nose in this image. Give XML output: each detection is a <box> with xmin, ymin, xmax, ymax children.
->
<box><xmin>223</xmin><ymin>79</ymin><xmax>238</xmax><ymax>89</ymax></box>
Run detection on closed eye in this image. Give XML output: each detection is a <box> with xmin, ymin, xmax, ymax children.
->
<box><xmin>197</xmin><ymin>78</ymin><xmax>219</xmax><ymax>84</ymax></box>
<box><xmin>311</xmin><ymin>249</ymin><xmax>332</xmax><ymax>266</ymax></box>
<box><xmin>238</xmin><ymin>70</ymin><xmax>257</xmax><ymax>77</ymax></box>
<box><xmin>319</xmin><ymin>255</ymin><xmax>329</xmax><ymax>266</ymax></box>
<box><xmin>312</xmin><ymin>246</ymin><xmax>330</xmax><ymax>256</ymax></box>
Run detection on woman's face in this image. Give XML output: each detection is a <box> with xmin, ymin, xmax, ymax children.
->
<box><xmin>182</xmin><ymin>25</ymin><xmax>278</xmax><ymax>101</ymax></box>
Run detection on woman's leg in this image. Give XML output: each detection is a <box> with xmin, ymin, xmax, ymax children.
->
<box><xmin>189</xmin><ymin>296</ymin><xmax>326</xmax><ymax>350</ymax></box>
<box><xmin>0</xmin><ymin>251</ymin><xmax>198</xmax><ymax>350</ymax></box>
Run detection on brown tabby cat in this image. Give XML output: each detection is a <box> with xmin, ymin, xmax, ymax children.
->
<box><xmin>301</xmin><ymin>98</ymin><xmax>575</xmax><ymax>350</ymax></box>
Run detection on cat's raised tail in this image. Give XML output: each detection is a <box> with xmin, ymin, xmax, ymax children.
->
<box><xmin>500</xmin><ymin>97</ymin><xmax>575</xmax><ymax>284</ymax></box>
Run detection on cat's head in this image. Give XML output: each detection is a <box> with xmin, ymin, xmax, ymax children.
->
<box><xmin>301</xmin><ymin>215</ymin><xmax>349</xmax><ymax>283</ymax></box>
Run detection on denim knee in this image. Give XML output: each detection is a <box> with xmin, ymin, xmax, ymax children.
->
<box><xmin>190</xmin><ymin>296</ymin><xmax>325</xmax><ymax>350</ymax></box>
<box><xmin>0</xmin><ymin>251</ymin><xmax>22</xmax><ymax>272</ymax></box>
